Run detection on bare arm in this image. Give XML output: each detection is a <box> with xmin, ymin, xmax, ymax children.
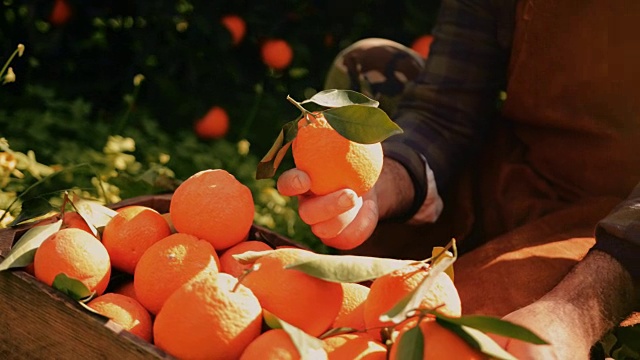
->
<box><xmin>496</xmin><ymin>250</ymin><xmax>637</xmax><ymax>359</ymax></box>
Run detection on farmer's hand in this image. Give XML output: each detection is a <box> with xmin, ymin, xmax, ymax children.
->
<box><xmin>276</xmin><ymin>158</ymin><xmax>417</xmax><ymax>250</ymax></box>
<box><xmin>276</xmin><ymin>168</ymin><xmax>379</xmax><ymax>250</ymax></box>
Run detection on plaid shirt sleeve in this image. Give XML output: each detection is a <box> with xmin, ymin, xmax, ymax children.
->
<box><xmin>593</xmin><ymin>182</ymin><xmax>640</xmax><ymax>281</ymax></box>
<box><xmin>382</xmin><ymin>0</ymin><xmax>514</xmax><ymax>220</ymax></box>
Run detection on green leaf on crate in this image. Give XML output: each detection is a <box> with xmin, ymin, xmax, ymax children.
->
<box><xmin>318</xmin><ymin>327</ymin><xmax>358</xmax><ymax>339</ymax></box>
<box><xmin>322</xmin><ymin>105</ymin><xmax>403</xmax><ymax>144</ymax></box>
<box><xmin>256</xmin><ymin>120</ymin><xmax>298</xmax><ymax>180</ymax></box>
<box><xmin>431</xmin><ymin>312</ymin><xmax>549</xmax><ymax>345</ymax></box>
<box><xmin>437</xmin><ymin>320</ymin><xmax>518</xmax><ymax>360</ymax></box>
<box><xmin>270</xmin><ymin>314</ymin><xmax>328</xmax><ymax>360</ymax></box>
<box><xmin>52</xmin><ymin>273</ymin><xmax>94</xmax><ymax>301</ymax></box>
<box><xmin>379</xmin><ymin>240</ymin><xmax>457</xmax><ymax>324</ymax></box>
<box><xmin>232</xmin><ymin>250</ymin><xmax>277</xmax><ymax>264</ymax></box>
<box><xmin>285</xmin><ymin>253</ymin><xmax>416</xmax><ymax>283</ymax></box>
<box><xmin>300</xmin><ymin>89</ymin><xmax>380</xmax><ymax>108</ymax></box>
<box><xmin>8</xmin><ymin>197</ymin><xmax>55</xmax><ymax>227</ymax></box>
<box><xmin>0</xmin><ymin>219</ymin><xmax>62</xmax><ymax>271</ymax></box>
<box><xmin>393</xmin><ymin>323</ymin><xmax>424</xmax><ymax>360</ymax></box>
<box><xmin>71</xmin><ymin>195</ymin><xmax>118</xmax><ymax>230</ymax></box>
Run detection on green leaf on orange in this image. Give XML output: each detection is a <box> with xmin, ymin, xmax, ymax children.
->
<box><xmin>52</xmin><ymin>273</ymin><xmax>94</xmax><ymax>301</ymax></box>
<box><xmin>232</xmin><ymin>250</ymin><xmax>277</xmax><ymax>264</ymax></box>
<box><xmin>322</xmin><ymin>105</ymin><xmax>403</xmax><ymax>144</ymax></box>
<box><xmin>269</xmin><ymin>313</ymin><xmax>328</xmax><ymax>360</ymax></box>
<box><xmin>318</xmin><ymin>327</ymin><xmax>359</xmax><ymax>339</ymax></box>
<box><xmin>256</xmin><ymin>120</ymin><xmax>298</xmax><ymax>180</ymax></box>
<box><xmin>8</xmin><ymin>197</ymin><xmax>55</xmax><ymax>227</ymax></box>
<box><xmin>393</xmin><ymin>323</ymin><xmax>424</xmax><ymax>360</ymax></box>
<box><xmin>285</xmin><ymin>253</ymin><xmax>416</xmax><ymax>283</ymax></box>
<box><xmin>71</xmin><ymin>195</ymin><xmax>118</xmax><ymax>230</ymax></box>
<box><xmin>379</xmin><ymin>240</ymin><xmax>458</xmax><ymax>324</ymax></box>
<box><xmin>436</xmin><ymin>320</ymin><xmax>518</xmax><ymax>360</ymax></box>
<box><xmin>0</xmin><ymin>219</ymin><xmax>62</xmax><ymax>271</ymax></box>
<box><xmin>431</xmin><ymin>312</ymin><xmax>549</xmax><ymax>345</ymax></box>
<box><xmin>300</xmin><ymin>89</ymin><xmax>380</xmax><ymax>108</ymax></box>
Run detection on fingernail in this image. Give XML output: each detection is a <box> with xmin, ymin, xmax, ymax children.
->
<box><xmin>293</xmin><ymin>175</ymin><xmax>304</xmax><ymax>192</ymax></box>
<box><xmin>338</xmin><ymin>191</ymin><xmax>355</xmax><ymax>208</ymax></box>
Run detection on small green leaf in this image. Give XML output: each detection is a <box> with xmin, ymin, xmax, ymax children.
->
<box><xmin>432</xmin><ymin>312</ymin><xmax>549</xmax><ymax>345</ymax></box>
<box><xmin>437</xmin><ymin>320</ymin><xmax>518</xmax><ymax>360</ymax></box>
<box><xmin>256</xmin><ymin>120</ymin><xmax>298</xmax><ymax>180</ymax></box>
<box><xmin>380</xmin><ymin>240</ymin><xmax>457</xmax><ymax>324</ymax></box>
<box><xmin>301</xmin><ymin>89</ymin><xmax>380</xmax><ymax>108</ymax></box>
<box><xmin>322</xmin><ymin>105</ymin><xmax>403</xmax><ymax>144</ymax></box>
<box><xmin>0</xmin><ymin>219</ymin><xmax>62</xmax><ymax>271</ymax></box>
<box><xmin>52</xmin><ymin>273</ymin><xmax>93</xmax><ymax>301</ymax></box>
<box><xmin>318</xmin><ymin>327</ymin><xmax>358</xmax><ymax>339</ymax></box>
<box><xmin>432</xmin><ymin>246</ymin><xmax>454</xmax><ymax>281</ymax></box>
<box><xmin>393</xmin><ymin>323</ymin><xmax>424</xmax><ymax>360</ymax></box>
<box><xmin>72</xmin><ymin>196</ymin><xmax>118</xmax><ymax>230</ymax></box>
<box><xmin>270</xmin><ymin>314</ymin><xmax>328</xmax><ymax>360</ymax></box>
<box><xmin>232</xmin><ymin>250</ymin><xmax>277</xmax><ymax>264</ymax></box>
<box><xmin>285</xmin><ymin>253</ymin><xmax>416</xmax><ymax>283</ymax></box>
<box><xmin>8</xmin><ymin>197</ymin><xmax>55</xmax><ymax>227</ymax></box>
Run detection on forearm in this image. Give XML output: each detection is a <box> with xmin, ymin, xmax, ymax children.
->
<box><xmin>540</xmin><ymin>250</ymin><xmax>637</xmax><ymax>346</ymax></box>
<box><xmin>374</xmin><ymin>157</ymin><xmax>415</xmax><ymax>220</ymax></box>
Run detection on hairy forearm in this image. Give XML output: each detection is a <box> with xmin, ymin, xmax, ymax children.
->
<box><xmin>541</xmin><ymin>250</ymin><xmax>637</xmax><ymax>346</ymax></box>
<box><xmin>374</xmin><ymin>157</ymin><xmax>415</xmax><ymax>220</ymax></box>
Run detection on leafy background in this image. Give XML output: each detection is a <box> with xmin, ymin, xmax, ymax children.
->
<box><xmin>0</xmin><ymin>0</ymin><xmax>440</xmax><ymax>252</ymax></box>
<box><xmin>0</xmin><ymin>1</ymin><xmax>635</xmax><ymax>357</ymax></box>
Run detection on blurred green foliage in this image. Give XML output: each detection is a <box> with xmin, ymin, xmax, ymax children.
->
<box><xmin>0</xmin><ymin>0</ymin><xmax>441</xmax><ymax>252</ymax></box>
<box><xmin>1</xmin><ymin>0</ymin><xmax>440</xmax><ymax>156</ymax></box>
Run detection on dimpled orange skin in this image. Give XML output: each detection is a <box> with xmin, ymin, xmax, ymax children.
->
<box><xmin>102</xmin><ymin>205</ymin><xmax>172</xmax><ymax>274</ymax></box>
<box><xmin>240</xmin><ymin>329</ymin><xmax>300</xmax><ymax>360</ymax></box>
<box><xmin>87</xmin><ymin>293</ymin><xmax>153</xmax><ymax>342</ymax></box>
<box><xmin>364</xmin><ymin>264</ymin><xmax>461</xmax><ymax>340</ymax></box>
<box><xmin>154</xmin><ymin>272</ymin><xmax>263</xmax><ymax>360</ymax></box>
<box><xmin>34</xmin><ymin>228</ymin><xmax>111</xmax><ymax>295</ymax></box>
<box><xmin>169</xmin><ymin>169</ymin><xmax>255</xmax><ymax>251</ymax></box>
<box><xmin>134</xmin><ymin>233</ymin><xmax>220</xmax><ymax>315</ymax></box>
<box><xmin>332</xmin><ymin>282</ymin><xmax>370</xmax><ymax>331</ymax></box>
<box><xmin>219</xmin><ymin>240</ymin><xmax>273</xmax><ymax>277</ymax></box>
<box><xmin>241</xmin><ymin>248</ymin><xmax>344</xmax><ymax>337</ymax></box>
<box><xmin>322</xmin><ymin>333</ymin><xmax>387</xmax><ymax>360</ymax></box>
<box><xmin>389</xmin><ymin>317</ymin><xmax>487</xmax><ymax>360</ymax></box>
<box><xmin>292</xmin><ymin>114</ymin><xmax>383</xmax><ymax>197</ymax></box>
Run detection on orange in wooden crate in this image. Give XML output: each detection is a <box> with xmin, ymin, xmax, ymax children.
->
<box><xmin>0</xmin><ymin>194</ymin><xmax>301</xmax><ymax>359</ymax></box>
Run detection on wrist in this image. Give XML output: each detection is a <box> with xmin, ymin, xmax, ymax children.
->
<box><xmin>374</xmin><ymin>157</ymin><xmax>415</xmax><ymax>220</ymax></box>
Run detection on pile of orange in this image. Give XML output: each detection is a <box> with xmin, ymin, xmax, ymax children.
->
<box><xmin>22</xmin><ymin>166</ymin><xmax>486</xmax><ymax>359</ymax></box>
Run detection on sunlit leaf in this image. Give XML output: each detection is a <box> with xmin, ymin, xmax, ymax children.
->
<box><xmin>52</xmin><ymin>273</ymin><xmax>93</xmax><ymax>301</ymax></box>
<box><xmin>8</xmin><ymin>197</ymin><xmax>55</xmax><ymax>227</ymax></box>
<box><xmin>437</xmin><ymin>320</ymin><xmax>518</xmax><ymax>360</ymax></box>
<box><xmin>393</xmin><ymin>323</ymin><xmax>424</xmax><ymax>360</ymax></box>
<box><xmin>232</xmin><ymin>250</ymin><xmax>277</xmax><ymax>264</ymax></box>
<box><xmin>432</xmin><ymin>246</ymin><xmax>454</xmax><ymax>282</ymax></box>
<box><xmin>322</xmin><ymin>105</ymin><xmax>402</xmax><ymax>144</ymax></box>
<box><xmin>0</xmin><ymin>219</ymin><xmax>62</xmax><ymax>271</ymax></box>
<box><xmin>318</xmin><ymin>327</ymin><xmax>359</xmax><ymax>339</ymax></box>
<box><xmin>72</xmin><ymin>195</ymin><xmax>117</xmax><ymax>230</ymax></box>
<box><xmin>270</xmin><ymin>314</ymin><xmax>328</xmax><ymax>360</ymax></box>
<box><xmin>256</xmin><ymin>120</ymin><xmax>298</xmax><ymax>180</ymax></box>
<box><xmin>285</xmin><ymin>253</ymin><xmax>416</xmax><ymax>283</ymax></box>
<box><xmin>432</xmin><ymin>312</ymin><xmax>549</xmax><ymax>345</ymax></box>
<box><xmin>380</xmin><ymin>240</ymin><xmax>457</xmax><ymax>324</ymax></box>
<box><xmin>301</xmin><ymin>89</ymin><xmax>379</xmax><ymax>108</ymax></box>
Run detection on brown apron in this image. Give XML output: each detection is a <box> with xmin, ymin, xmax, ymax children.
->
<box><xmin>456</xmin><ymin>0</ymin><xmax>640</xmax><ymax>316</ymax></box>
<box><xmin>329</xmin><ymin>1</ymin><xmax>640</xmax><ymax>318</ymax></box>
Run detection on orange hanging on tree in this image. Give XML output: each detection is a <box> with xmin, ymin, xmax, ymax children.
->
<box><xmin>260</xmin><ymin>39</ymin><xmax>293</xmax><ymax>71</ymax></box>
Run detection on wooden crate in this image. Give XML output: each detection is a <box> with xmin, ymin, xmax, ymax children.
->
<box><xmin>0</xmin><ymin>194</ymin><xmax>299</xmax><ymax>359</ymax></box>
